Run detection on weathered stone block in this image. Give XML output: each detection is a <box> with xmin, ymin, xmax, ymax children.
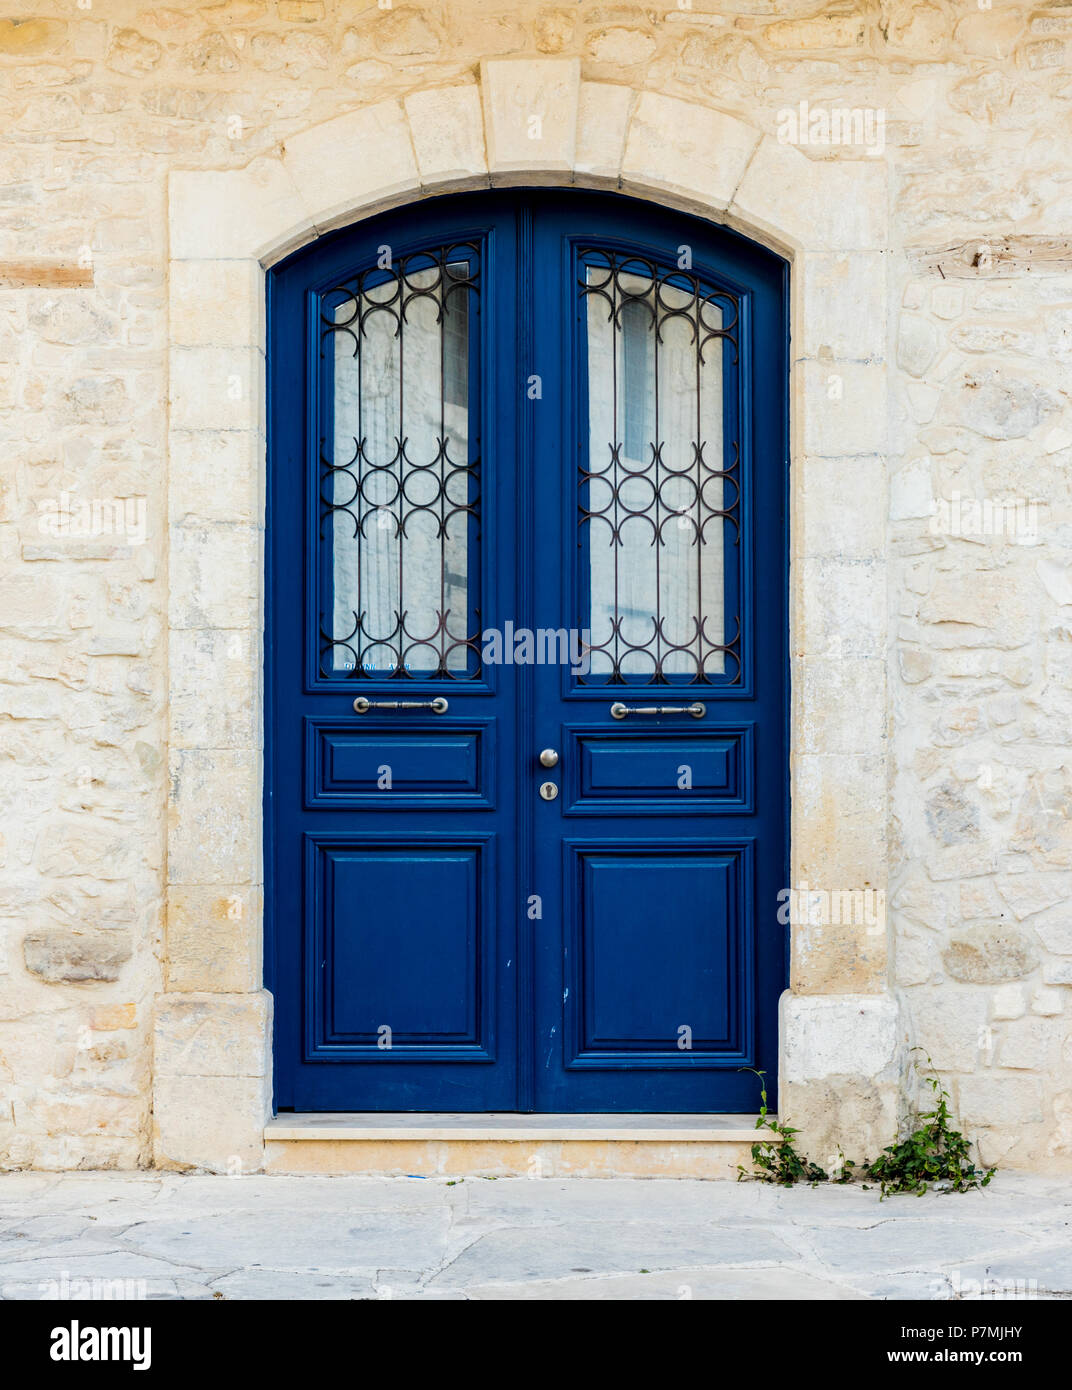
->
<box><xmin>622</xmin><ymin>92</ymin><xmax>758</xmax><ymax>212</ymax></box>
<box><xmin>482</xmin><ymin>57</ymin><xmax>579</xmax><ymax>178</ymax></box>
<box><xmin>943</xmin><ymin>926</ymin><xmax>1038</xmax><ymax>984</ymax></box>
<box><xmin>167</xmin><ymin>748</ymin><xmax>261</xmax><ymax>887</ymax></box>
<box><xmin>154</xmin><ymin>991</ymin><xmax>271</xmax><ymax>1078</ymax></box>
<box><xmin>23</xmin><ymin>930</ymin><xmax>131</xmax><ymax>984</ymax></box>
<box><xmin>169</xmin><ymin>159</ymin><xmax>313</xmax><ymax>263</ymax></box>
<box><xmin>153</xmin><ymin>1073</ymin><xmax>269</xmax><ymax>1172</ymax></box>
<box><xmin>166</xmin><ymin>885</ymin><xmax>262</xmax><ymax>993</ymax></box>
<box><xmin>574</xmin><ymin>81</ymin><xmax>632</xmax><ymax>181</ymax></box>
<box><xmin>169</xmin><ymin>260</ymin><xmax>264</xmax><ymax>349</ymax></box>
<box><xmin>282</xmin><ymin>102</ymin><xmax>419</xmax><ymax>233</ymax></box>
<box><xmin>404</xmin><ymin>85</ymin><xmax>486</xmax><ymax>186</ymax></box>
<box><xmin>957</xmin><ymin>1075</ymin><xmax>1044</xmax><ymax>1129</ymax></box>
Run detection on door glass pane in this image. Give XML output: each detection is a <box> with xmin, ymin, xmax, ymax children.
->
<box><xmin>579</xmin><ymin>251</ymin><xmax>739</xmax><ymax>684</ymax></box>
<box><xmin>319</xmin><ymin>245</ymin><xmax>480</xmax><ymax>679</ymax></box>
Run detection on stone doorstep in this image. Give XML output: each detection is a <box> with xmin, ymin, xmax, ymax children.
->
<box><xmin>264</xmin><ymin>1113</ymin><xmax>774</xmax><ymax>1178</ymax></box>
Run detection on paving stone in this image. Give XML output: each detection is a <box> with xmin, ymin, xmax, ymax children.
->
<box><xmin>0</xmin><ymin>1173</ymin><xmax>1068</xmax><ymax>1300</ymax></box>
<box><xmin>430</xmin><ymin>1221</ymin><xmax>798</xmax><ymax>1288</ymax></box>
<box><xmin>209</xmin><ymin>1269</ymin><xmax>377</xmax><ymax>1300</ymax></box>
<box><xmin>121</xmin><ymin>1210</ymin><xmax>449</xmax><ymax>1272</ymax></box>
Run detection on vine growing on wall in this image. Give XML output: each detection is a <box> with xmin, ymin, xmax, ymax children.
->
<box><xmin>737</xmin><ymin>1053</ymin><xmax>996</xmax><ymax>1197</ymax></box>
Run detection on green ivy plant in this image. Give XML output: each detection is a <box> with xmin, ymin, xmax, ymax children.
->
<box><xmin>736</xmin><ymin>1069</ymin><xmax>828</xmax><ymax>1186</ymax></box>
<box><xmin>737</xmin><ymin>1055</ymin><xmax>996</xmax><ymax>1198</ymax></box>
<box><xmin>866</xmin><ymin>1051</ymin><xmax>996</xmax><ymax>1198</ymax></box>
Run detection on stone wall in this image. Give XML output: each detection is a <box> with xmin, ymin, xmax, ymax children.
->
<box><xmin>0</xmin><ymin>0</ymin><xmax>1069</xmax><ymax>1172</ymax></box>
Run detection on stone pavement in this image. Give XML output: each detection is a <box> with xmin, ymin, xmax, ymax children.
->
<box><xmin>0</xmin><ymin>1171</ymin><xmax>1068</xmax><ymax>1301</ymax></box>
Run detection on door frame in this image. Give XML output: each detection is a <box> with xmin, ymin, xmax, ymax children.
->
<box><xmin>157</xmin><ymin>61</ymin><xmax>895</xmax><ymax>1171</ymax></box>
<box><xmin>265</xmin><ymin>188</ymin><xmax>789</xmax><ymax>1115</ymax></box>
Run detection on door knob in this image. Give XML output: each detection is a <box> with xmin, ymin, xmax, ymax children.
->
<box><xmin>538</xmin><ymin>748</ymin><xmax>559</xmax><ymax>768</ymax></box>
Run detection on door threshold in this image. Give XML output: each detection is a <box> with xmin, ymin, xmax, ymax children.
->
<box><xmin>264</xmin><ymin>1112</ymin><xmax>772</xmax><ymax>1178</ymax></box>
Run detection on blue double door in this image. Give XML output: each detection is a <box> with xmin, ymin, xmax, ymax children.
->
<box><xmin>268</xmin><ymin>190</ymin><xmax>788</xmax><ymax>1113</ymax></box>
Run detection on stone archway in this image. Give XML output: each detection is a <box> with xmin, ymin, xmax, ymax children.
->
<box><xmin>157</xmin><ymin>58</ymin><xmax>896</xmax><ymax>1172</ymax></box>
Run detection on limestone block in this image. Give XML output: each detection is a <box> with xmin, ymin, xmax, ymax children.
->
<box><xmin>586</xmin><ymin>27</ymin><xmax>656</xmax><ymax>67</ymax></box>
<box><xmin>765</xmin><ymin>14</ymin><xmax>866</xmax><ymax>49</ymax></box>
<box><xmin>35</xmin><ymin>818</ymin><xmax>129</xmax><ymax>880</ymax></box>
<box><xmin>731</xmin><ymin>138</ymin><xmax>888</xmax><ymax>252</ymax></box>
<box><xmin>166</xmin><ymin>886</ymin><xmax>262</xmax><ymax>994</ymax></box>
<box><xmin>169</xmin><ymin>430</ymin><xmax>264</xmax><ymax>529</ymax></box>
<box><xmin>168</xmin><ymin>524</ymin><xmax>261</xmax><ymax>631</ymax></box>
<box><xmin>918</xmin><ymin>571</ymin><xmax>1033</xmax><ymax>650</ymax></box>
<box><xmin>781</xmin><ymin>993</ymin><xmax>901</xmax><ymax>1083</ymax></box>
<box><xmin>796</xmin><ymin>361</ymin><xmax>889</xmax><ymax>456</ymax></box>
<box><xmin>889</xmin><ymin>455</ymin><xmax>934</xmax><ymax>521</ymax></box>
<box><xmin>169</xmin><ymin>346</ymin><xmax>263</xmax><ymax>434</ymax></box>
<box><xmin>23</xmin><ymin>929</ymin><xmax>132</xmax><ymax>984</ymax></box>
<box><xmin>167</xmin><ymin>748</ymin><xmax>261</xmax><ymax>887</ymax></box>
<box><xmin>991</xmin><ymin>984</ymin><xmax>1027</xmax><ymax>1020</ymax></box>
<box><xmin>169</xmin><ymin>628</ymin><xmax>260</xmax><ymax>751</ymax></box>
<box><xmin>153</xmin><ymin>1073</ymin><xmax>269</xmax><ymax>1172</ymax></box>
<box><xmin>481</xmin><ymin>58</ymin><xmax>580</xmax><ymax>178</ymax></box>
<box><xmin>792</xmin><ymin>752</ymin><xmax>888</xmax><ymax>890</ymax></box>
<box><xmin>943</xmin><ymin>925</ymin><xmax>1038</xmax><ymax>984</ymax></box>
<box><xmin>897</xmin><ymin>315</ymin><xmax>939</xmax><ymax>377</ymax></box>
<box><xmin>622</xmin><ymin>92</ymin><xmax>758</xmax><ymax>212</ymax></box>
<box><xmin>954</xmin><ymin>9</ymin><xmax>1025</xmax><ymax>57</ymax></box>
<box><xmin>798</xmin><ymin>656</ymin><xmax>886</xmax><ymax>756</ymax></box>
<box><xmin>1000</xmin><ymin>1017</ymin><xmax>1057</xmax><ymax>1070</ymax></box>
<box><xmin>404</xmin><ymin>86</ymin><xmax>486</xmax><ymax>186</ymax></box>
<box><xmin>791</xmin><ymin>917</ymin><xmax>889</xmax><ymax>996</ymax></box>
<box><xmin>0</xmin><ymin>574</ymin><xmax>65</xmax><ymax>634</ymax></box>
<box><xmin>800</xmin><ymin>253</ymin><xmax>887</xmax><ymax>362</ymax></box>
<box><xmin>957</xmin><ymin>1075</ymin><xmax>1044</xmax><ymax>1128</ymax></box>
<box><xmin>281</xmin><ymin>101</ymin><xmax>419</xmax><ymax>234</ymax></box>
<box><xmin>796</xmin><ymin>558</ymin><xmax>885</xmax><ymax>659</ymax></box>
<box><xmin>575</xmin><ymin>82</ymin><xmax>632</xmax><ymax>181</ymax></box>
<box><xmin>169</xmin><ymin>259</ymin><xmax>264</xmax><ymax>349</ymax></box>
<box><xmin>797</xmin><ymin>456</ymin><xmax>885</xmax><ymax>559</ymax></box>
<box><xmin>777</xmin><ymin>993</ymin><xmax>903</xmax><ymax>1159</ymax></box>
<box><xmin>954</xmin><ymin>367</ymin><xmax>1058</xmax><ymax>441</ymax></box>
<box><xmin>169</xmin><ymin>158</ymin><xmax>313</xmax><ymax>263</ymax></box>
<box><xmin>907</xmin><ymin>988</ymin><xmax>989</xmax><ymax>1072</ymax></box>
<box><xmin>154</xmin><ymin>991</ymin><xmax>271</xmax><ymax>1078</ymax></box>
<box><xmin>28</xmin><ymin>1092</ymin><xmax>143</xmax><ymax>1138</ymax></box>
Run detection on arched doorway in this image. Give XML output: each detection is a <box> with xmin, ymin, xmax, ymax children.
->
<box><xmin>266</xmin><ymin>188</ymin><xmax>788</xmax><ymax>1113</ymax></box>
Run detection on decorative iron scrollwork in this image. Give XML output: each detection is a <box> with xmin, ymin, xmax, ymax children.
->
<box><xmin>318</xmin><ymin>244</ymin><xmax>482</xmax><ymax>680</ymax></box>
<box><xmin>577</xmin><ymin>248</ymin><xmax>742</xmax><ymax>685</ymax></box>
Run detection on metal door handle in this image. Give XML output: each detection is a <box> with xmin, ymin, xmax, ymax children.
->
<box><xmin>610</xmin><ymin>701</ymin><xmax>706</xmax><ymax>720</ymax></box>
<box><xmin>353</xmin><ymin>696</ymin><xmax>449</xmax><ymax>714</ymax></box>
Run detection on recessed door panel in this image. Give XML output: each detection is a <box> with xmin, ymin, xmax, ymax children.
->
<box><xmin>567</xmin><ymin>844</ymin><xmax>748</xmax><ymax>1061</ymax></box>
<box><xmin>307</xmin><ymin>837</ymin><xmax>493</xmax><ymax>1058</ymax></box>
<box><xmin>564</xmin><ymin>725</ymin><xmax>753</xmax><ymax>813</ymax></box>
<box><xmin>305</xmin><ymin>719</ymin><xmax>492</xmax><ymax>808</ymax></box>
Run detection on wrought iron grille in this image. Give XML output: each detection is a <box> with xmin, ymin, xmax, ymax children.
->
<box><xmin>577</xmin><ymin>249</ymin><xmax>741</xmax><ymax>685</ymax></box>
<box><xmin>317</xmin><ymin>244</ymin><xmax>482</xmax><ymax>680</ymax></box>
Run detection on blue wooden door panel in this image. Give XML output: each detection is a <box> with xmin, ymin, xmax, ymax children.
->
<box><xmin>267</xmin><ymin>190</ymin><xmax>788</xmax><ymax>1114</ymax></box>
<box><xmin>269</xmin><ymin>196</ymin><xmax>521</xmax><ymax>1111</ymax></box>
<box><xmin>527</xmin><ymin>197</ymin><xmax>786</xmax><ymax>1112</ymax></box>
